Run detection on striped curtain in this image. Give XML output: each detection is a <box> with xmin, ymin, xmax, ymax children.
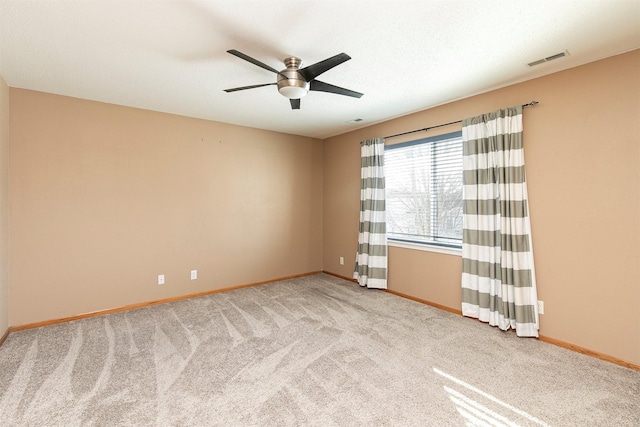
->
<box><xmin>461</xmin><ymin>106</ymin><xmax>539</xmax><ymax>337</ymax></box>
<box><xmin>353</xmin><ymin>137</ymin><xmax>388</xmax><ymax>289</ymax></box>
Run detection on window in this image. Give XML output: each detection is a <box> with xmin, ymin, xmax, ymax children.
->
<box><xmin>385</xmin><ymin>131</ymin><xmax>463</xmax><ymax>249</ymax></box>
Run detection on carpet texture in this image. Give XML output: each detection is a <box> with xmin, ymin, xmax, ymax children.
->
<box><xmin>0</xmin><ymin>273</ymin><xmax>638</xmax><ymax>426</ymax></box>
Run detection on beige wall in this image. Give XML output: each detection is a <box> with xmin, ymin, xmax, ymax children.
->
<box><xmin>9</xmin><ymin>90</ymin><xmax>323</xmax><ymax>326</ymax></box>
<box><xmin>0</xmin><ymin>75</ymin><xmax>9</xmax><ymax>336</ymax></box>
<box><xmin>323</xmin><ymin>50</ymin><xmax>640</xmax><ymax>365</ymax></box>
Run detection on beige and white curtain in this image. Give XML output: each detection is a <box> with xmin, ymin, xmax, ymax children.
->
<box><xmin>461</xmin><ymin>106</ymin><xmax>539</xmax><ymax>337</ymax></box>
<box><xmin>354</xmin><ymin>137</ymin><xmax>388</xmax><ymax>289</ymax></box>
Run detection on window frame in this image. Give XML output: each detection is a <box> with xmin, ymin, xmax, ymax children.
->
<box><xmin>385</xmin><ymin>130</ymin><xmax>463</xmax><ymax>256</ymax></box>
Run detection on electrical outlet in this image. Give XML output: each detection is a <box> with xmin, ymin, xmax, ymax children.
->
<box><xmin>191</xmin><ymin>270</ymin><xmax>197</xmax><ymax>280</ymax></box>
<box><xmin>158</xmin><ymin>274</ymin><xmax>165</xmax><ymax>285</ymax></box>
<box><xmin>538</xmin><ymin>300</ymin><xmax>544</xmax><ymax>314</ymax></box>
<box><xmin>339</xmin><ymin>257</ymin><xmax>344</xmax><ymax>265</ymax></box>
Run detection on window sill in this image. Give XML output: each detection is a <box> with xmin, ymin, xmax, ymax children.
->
<box><xmin>388</xmin><ymin>240</ymin><xmax>462</xmax><ymax>257</ymax></box>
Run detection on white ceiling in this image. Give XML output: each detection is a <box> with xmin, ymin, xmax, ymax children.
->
<box><xmin>1</xmin><ymin>1</ymin><xmax>639</xmax><ymax>139</ymax></box>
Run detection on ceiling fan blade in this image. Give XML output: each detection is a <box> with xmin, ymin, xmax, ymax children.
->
<box><xmin>290</xmin><ymin>99</ymin><xmax>301</xmax><ymax>110</ymax></box>
<box><xmin>299</xmin><ymin>53</ymin><xmax>351</xmax><ymax>82</ymax></box>
<box><xmin>310</xmin><ymin>80</ymin><xmax>363</xmax><ymax>98</ymax></box>
<box><xmin>224</xmin><ymin>83</ymin><xmax>277</xmax><ymax>92</ymax></box>
<box><xmin>227</xmin><ymin>49</ymin><xmax>281</xmax><ymax>74</ymax></box>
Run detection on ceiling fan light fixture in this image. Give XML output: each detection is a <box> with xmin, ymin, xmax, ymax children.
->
<box><xmin>278</xmin><ymin>84</ymin><xmax>309</xmax><ymax>99</ymax></box>
<box><xmin>277</xmin><ymin>61</ymin><xmax>310</xmax><ymax>99</ymax></box>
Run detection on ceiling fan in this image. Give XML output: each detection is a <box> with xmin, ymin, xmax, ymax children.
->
<box><xmin>224</xmin><ymin>49</ymin><xmax>363</xmax><ymax>110</ymax></box>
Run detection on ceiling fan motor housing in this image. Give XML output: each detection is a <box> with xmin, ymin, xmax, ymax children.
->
<box><xmin>277</xmin><ymin>57</ymin><xmax>309</xmax><ymax>99</ymax></box>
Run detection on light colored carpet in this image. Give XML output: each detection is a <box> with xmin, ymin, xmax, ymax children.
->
<box><xmin>0</xmin><ymin>273</ymin><xmax>638</xmax><ymax>426</ymax></box>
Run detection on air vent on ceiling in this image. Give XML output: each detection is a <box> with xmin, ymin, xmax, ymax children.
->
<box><xmin>527</xmin><ymin>50</ymin><xmax>570</xmax><ymax>67</ymax></box>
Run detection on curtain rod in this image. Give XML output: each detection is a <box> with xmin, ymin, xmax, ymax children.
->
<box><xmin>383</xmin><ymin>101</ymin><xmax>539</xmax><ymax>140</ymax></box>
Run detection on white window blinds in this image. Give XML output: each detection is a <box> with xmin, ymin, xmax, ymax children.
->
<box><xmin>385</xmin><ymin>131</ymin><xmax>463</xmax><ymax>247</ymax></box>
